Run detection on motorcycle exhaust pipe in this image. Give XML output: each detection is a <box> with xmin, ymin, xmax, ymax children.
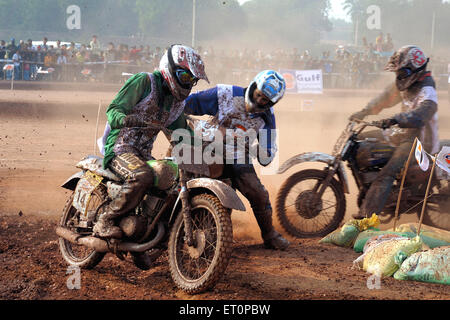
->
<box><xmin>56</xmin><ymin>222</ymin><xmax>165</xmax><ymax>253</ymax></box>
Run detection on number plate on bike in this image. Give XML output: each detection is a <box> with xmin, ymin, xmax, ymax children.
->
<box><xmin>73</xmin><ymin>171</ymin><xmax>103</xmax><ymax>217</ymax></box>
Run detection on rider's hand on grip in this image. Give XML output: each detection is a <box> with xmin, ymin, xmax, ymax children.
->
<box><xmin>372</xmin><ymin>118</ymin><xmax>398</xmax><ymax>129</ymax></box>
<box><xmin>349</xmin><ymin>110</ymin><xmax>368</xmax><ymax>122</ymax></box>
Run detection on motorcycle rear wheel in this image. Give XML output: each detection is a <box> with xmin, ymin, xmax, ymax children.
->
<box><xmin>168</xmin><ymin>194</ymin><xmax>233</xmax><ymax>294</ymax></box>
<box><xmin>58</xmin><ymin>188</ymin><xmax>106</xmax><ymax>269</ymax></box>
<box><xmin>416</xmin><ymin>182</ymin><xmax>450</xmax><ymax>231</ymax></box>
<box><xmin>276</xmin><ymin>169</ymin><xmax>346</xmax><ymax>238</ymax></box>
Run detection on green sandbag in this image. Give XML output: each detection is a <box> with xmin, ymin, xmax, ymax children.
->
<box><xmin>319</xmin><ymin>222</ymin><xmax>360</xmax><ymax>247</ymax></box>
<box><xmin>394</xmin><ymin>247</ymin><xmax>450</xmax><ymax>285</ymax></box>
<box><xmin>392</xmin><ymin>223</ymin><xmax>450</xmax><ymax>249</ymax></box>
<box><xmin>353</xmin><ymin>230</ymin><xmax>410</xmax><ymax>253</ymax></box>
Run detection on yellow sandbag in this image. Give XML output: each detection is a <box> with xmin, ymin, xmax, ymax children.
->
<box><xmin>362</xmin><ymin>236</ymin><xmax>423</xmax><ymax>277</ymax></box>
<box><xmin>353</xmin><ymin>235</ymin><xmax>407</xmax><ymax>270</ymax></box>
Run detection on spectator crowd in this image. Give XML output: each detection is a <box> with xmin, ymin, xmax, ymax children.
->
<box><xmin>0</xmin><ymin>33</ymin><xmax>448</xmax><ymax>89</ymax></box>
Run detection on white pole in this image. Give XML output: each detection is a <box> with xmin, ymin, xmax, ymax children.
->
<box><xmin>192</xmin><ymin>0</ymin><xmax>196</xmax><ymax>48</ymax></box>
<box><xmin>354</xmin><ymin>16</ymin><xmax>359</xmax><ymax>47</ymax></box>
<box><xmin>431</xmin><ymin>11</ymin><xmax>436</xmax><ymax>52</ymax></box>
<box><xmin>11</xmin><ymin>66</ymin><xmax>14</xmax><ymax>90</ymax></box>
<box><xmin>94</xmin><ymin>100</ymin><xmax>102</xmax><ymax>156</ymax></box>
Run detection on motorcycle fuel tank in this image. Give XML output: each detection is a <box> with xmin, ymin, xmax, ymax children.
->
<box><xmin>356</xmin><ymin>140</ymin><xmax>395</xmax><ymax>170</ymax></box>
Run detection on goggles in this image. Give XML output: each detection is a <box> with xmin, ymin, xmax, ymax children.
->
<box><xmin>396</xmin><ymin>58</ymin><xmax>429</xmax><ymax>81</ymax></box>
<box><xmin>396</xmin><ymin>67</ymin><xmax>413</xmax><ymax>81</ymax></box>
<box><xmin>175</xmin><ymin>68</ymin><xmax>198</xmax><ymax>89</ymax></box>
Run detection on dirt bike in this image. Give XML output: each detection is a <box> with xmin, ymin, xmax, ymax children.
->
<box><xmin>56</xmin><ymin>138</ymin><xmax>245</xmax><ymax>294</ymax></box>
<box><xmin>275</xmin><ymin>120</ymin><xmax>450</xmax><ymax>238</ymax></box>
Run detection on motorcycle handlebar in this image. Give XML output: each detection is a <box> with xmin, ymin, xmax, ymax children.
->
<box><xmin>350</xmin><ymin>119</ymin><xmax>384</xmax><ymax>129</ymax></box>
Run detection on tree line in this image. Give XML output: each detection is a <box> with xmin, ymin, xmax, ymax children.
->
<box><xmin>0</xmin><ymin>0</ymin><xmax>448</xmax><ymax>52</ymax></box>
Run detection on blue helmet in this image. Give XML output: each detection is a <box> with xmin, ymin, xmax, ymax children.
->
<box><xmin>245</xmin><ymin>70</ymin><xmax>286</xmax><ymax>114</ymax></box>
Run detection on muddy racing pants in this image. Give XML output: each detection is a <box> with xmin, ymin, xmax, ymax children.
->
<box><xmin>358</xmin><ymin>130</ymin><xmax>415</xmax><ymax>216</ymax></box>
<box><xmin>104</xmin><ymin>153</ymin><xmax>154</xmax><ymax>220</ymax></box>
<box><xmin>225</xmin><ymin>164</ymin><xmax>278</xmax><ymax>240</ymax></box>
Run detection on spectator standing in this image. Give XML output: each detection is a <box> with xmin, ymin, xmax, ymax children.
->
<box><xmin>384</xmin><ymin>33</ymin><xmax>394</xmax><ymax>52</ymax></box>
<box><xmin>12</xmin><ymin>50</ymin><xmax>22</xmax><ymax>80</ymax></box>
<box><xmin>0</xmin><ymin>40</ymin><xmax>6</xmax><ymax>78</ymax></box>
<box><xmin>104</xmin><ymin>42</ymin><xmax>117</xmax><ymax>82</ymax></box>
<box><xmin>56</xmin><ymin>54</ymin><xmax>67</xmax><ymax>81</ymax></box>
<box><xmin>42</xmin><ymin>37</ymin><xmax>49</xmax><ymax>51</ymax></box>
<box><xmin>90</xmin><ymin>35</ymin><xmax>101</xmax><ymax>61</ymax></box>
<box><xmin>375</xmin><ymin>32</ymin><xmax>384</xmax><ymax>52</ymax></box>
<box><xmin>0</xmin><ymin>40</ymin><xmax>6</xmax><ymax>59</ymax></box>
<box><xmin>6</xmin><ymin>38</ymin><xmax>18</xmax><ymax>58</ymax></box>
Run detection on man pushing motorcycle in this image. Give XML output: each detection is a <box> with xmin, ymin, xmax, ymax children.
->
<box><xmin>93</xmin><ymin>45</ymin><xmax>209</xmax><ymax>268</ymax></box>
<box><xmin>184</xmin><ymin>70</ymin><xmax>290</xmax><ymax>250</ymax></box>
<box><xmin>349</xmin><ymin>45</ymin><xmax>439</xmax><ymax>219</ymax></box>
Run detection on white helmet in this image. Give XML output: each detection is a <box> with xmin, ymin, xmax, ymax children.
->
<box><xmin>245</xmin><ymin>70</ymin><xmax>286</xmax><ymax>114</ymax></box>
<box><xmin>159</xmin><ymin>44</ymin><xmax>209</xmax><ymax>101</ymax></box>
<box><xmin>385</xmin><ymin>45</ymin><xmax>429</xmax><ymax>91</ymax></box>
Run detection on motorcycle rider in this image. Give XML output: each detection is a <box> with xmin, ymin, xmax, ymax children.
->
<box><xmin>349</xmin><ymin>45</ymin><xmax>439</xmax><ymax>219</ymax></box>
<box><xmin>183</xmin><ymin>70</ymin><xmax>290</xmax><ymax>250</ymax></box>
<box><xmin>93</xmin><ymin>45</ymin><xmax>209</xmax><ymax>268</ymax></box>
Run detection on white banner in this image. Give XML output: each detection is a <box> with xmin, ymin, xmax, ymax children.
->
<box><xmin>295</xmin><ymin>69</ymin><xmax>323</xmax><ymax>94</ymax></box>
<box><xmin>414</xmin><ymin>139</ymin><xmax>429</xmax><ymax>171</ymax></box>
<box><xmin>436</xmin><ymin>146</ymin><xmax>450</xmax><ymax>174</ymax></box>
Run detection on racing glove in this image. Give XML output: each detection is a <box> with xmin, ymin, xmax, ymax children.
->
<box><xmin>372</xmin><ymin>118</ymin><xmax>398</xmax><ymax>130</ymax></box>
<box><xmin>349</xmin><ymin>109</ymin><xmax>369</xmax><ymax>121</ymax></box>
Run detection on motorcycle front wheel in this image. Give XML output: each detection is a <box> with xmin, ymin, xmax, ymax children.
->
<box><xmin>58</xmin><ymin>187</ymin><xmax>107</xmax><ymax>269</ymax></box>
<box><xmin>168</xmin><ymin>194</ymin><xmax>233</xmax><ymax>294</ymax></box>
<box><xmin>276</xmin><ymin>169</ymin><xmax>346</xmax><ymax>238</ymax></box>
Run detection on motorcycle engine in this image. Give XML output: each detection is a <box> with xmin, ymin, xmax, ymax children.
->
<box><xmin>356</xmin><ymin>139</ymin><xmax>395</xmax><ymax>171</ymax></box>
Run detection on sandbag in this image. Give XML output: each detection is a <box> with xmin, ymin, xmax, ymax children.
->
<box><xmin>353</xmin><ymin>234</ymin><xmax>407</xmax><ymax>269</ymax></box>
<box><xmin>362</xmin><ymin>236</ymin><xmax>423</xmax><ymax>277</ymax></box>
<box><xmin>390</xmin><ymin>223</ymin><xmax>450</xmax><ymax>248</ymax></box>
<box><xmin>319</xmin><ymin>214</ymin><xmax>380</xmax><ymax>247</ymax></box>
<box><xmin>353</xmin><ymin>230</ymin><xmax>410</xmax><ymax>253</ymax></box>
<box><xmin>393</xmin><ymin>246</ymin><xmax>450</xmax><ymax>285</ymax></box>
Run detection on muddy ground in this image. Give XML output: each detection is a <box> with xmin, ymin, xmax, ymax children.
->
<box><xmin>0</xmin><ymin>81</ymin><xmax>449</xmax><ymax>301</ymax></box>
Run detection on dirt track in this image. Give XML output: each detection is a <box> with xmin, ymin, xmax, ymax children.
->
<box><xmin>0</xmin><ymin>82</ymin><xmax>449</xmax><ymax>300</ymax></box>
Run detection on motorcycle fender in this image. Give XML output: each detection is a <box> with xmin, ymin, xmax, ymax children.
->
<box><xmin>277</xmin><ymin>152</ymin><xmax>350</xmax><ymax>194</ymax></box>
<box><xmin>187</xmin><ymin>178</ymin><xmax>246</xmax><ymax>211</ymax></box>
<box><xmin>61</xmin><ymin>171</ymin><xmax>84</xmax><ymax>190</ymax></box>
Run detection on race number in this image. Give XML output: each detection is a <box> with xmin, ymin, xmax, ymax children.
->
<box><xmin>72</xmin><ymin>171</ymin><xmax>103</xmax><ymax>217</ymax></box>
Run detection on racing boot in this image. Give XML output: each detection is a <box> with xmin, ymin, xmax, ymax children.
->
<box><xmin>255</xmin><ymin>207</ymin><xmax>290</xmax><ymax>250</ymax></box>
<box><xmin>351</xmin><ymin>211</ymin><xmax>369</xmax><ymax>219</ymax></box>
<box><xmin>263</xmin><ymin>230</ymin><xmax>290</xmax><ymax>250</ymax></box>
<box><xmin>131</xmin><ymin>252</ymin><xmax>152</xmax><ymax>270</ymax></box>
<box><xmin>93</xmin><ymin>213</ymin><xmax>123</xmax><ymax>239</ymax></box>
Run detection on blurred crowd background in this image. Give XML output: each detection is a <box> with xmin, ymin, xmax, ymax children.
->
<box><xmin>1</xmin><ymin>33</ymin><xmax>448</xmax><ymax>90</ymax></box>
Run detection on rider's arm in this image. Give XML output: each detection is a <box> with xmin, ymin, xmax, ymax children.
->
<box><xmin>361</xmin><ymin>82</ymin><xmax>402</xmax><ymax>115</ymax></box>
<box><xmin>393</xmin><ymin>86</ymin><xmax>438</xmax><ymax>128</ymax></box>
<box><xmin>184</xmin><ymin>87</ymin><xmax>219</xmax><ymax>116</ymax></box>
<box><xmin>257</xmin><ymin>109</ymin><xmax>277</xmax><ymax>166</ymax></box>
<box><xmin>106</xmin><ymin>72</ymin><xmax>150</xmax><ymax>129</ymax></box>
